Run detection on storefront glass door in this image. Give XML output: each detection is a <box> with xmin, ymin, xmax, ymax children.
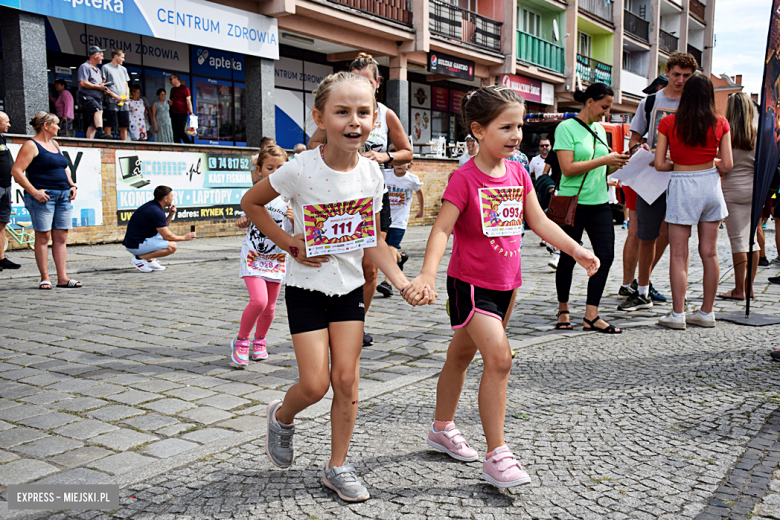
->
<box><xmin>193</xmin><ymin>76</ymin><xmax>234</xmax><ymax>145</ymax></box>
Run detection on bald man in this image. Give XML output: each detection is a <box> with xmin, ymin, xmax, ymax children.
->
<box><xmin>0</xmin><ymin>112</ymin><xmax>21</xmax><ymax>270</ymax></box>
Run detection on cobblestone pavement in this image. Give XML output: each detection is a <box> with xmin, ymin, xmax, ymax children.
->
<box><xmin>1</xmin><ymin>222</ymin><xmax>779</xmax><ymax>519</ymax></box>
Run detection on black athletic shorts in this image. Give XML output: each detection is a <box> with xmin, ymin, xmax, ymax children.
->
<box><xmin>446</xmin><ymin>276</ymin><xmax>513</xmax><ymax>329</ymax></box>
<box><xmin>285</xmin><ymin>285</ymin><xmax>365</xmax><ymax>335</ymax></box>
<box><xmin>78</xmin><ymin>92</ymin><xmax>102</xmax><ymax>128</ymax></box>
<box><xmin>380</xmin><ymin>191</ymin><xmax>391</xmax><ymax>233</ymax></box>
<box><xmin>105</xmin><ymin>110</ymin><xmax>130</xmax><ymax>129</ymax></box>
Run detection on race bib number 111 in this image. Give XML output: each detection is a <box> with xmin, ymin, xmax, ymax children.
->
<box><xmin>303</xmin><ymin>197</ymin><xmax>377</xmax><ymax>257</ymax></box>
<box><xmin>479</xmin><ymin>187</ymin><xmax>524</xmax><ymax>237</ymax></box>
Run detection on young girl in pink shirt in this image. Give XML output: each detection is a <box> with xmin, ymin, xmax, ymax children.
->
<box><xmin>404</xmin><ymin>85</ymin><xmax>600</xmax><ymax>488</ymax></box>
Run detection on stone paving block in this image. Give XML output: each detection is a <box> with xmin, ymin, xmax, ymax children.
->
<box><xmin>77</xmin><ymin>383</ymin><xmax>126</xmax><ymax>397</ymax></box>
<box><xmin>180</xmin><ymin>427</ymin><xmax>237</xmax><ymax>444</ymax></box>
<box><xmin>22</xmin><ymin>391</ymin><xmax>73</xmax><ymax>405</ymax></box>
<box><xmin>141</xmin><ymin>438</ymin><xmax>198</xmax><ymax>458</ymax></box>
<box><xmin>241</xmin><ymin>389</ymin><xmax>286</xmax><ymax>404</ymax></box>
<box><xmin>18</xmin><ymin>412</ymin><xmax>80</xmax><ymax>430</ymax></box>
<box><xmin>35</xmin><ymin>468</ymin><xmax>110</xmax><ymax>485</ymax></box>
<box><xmin>87</xmin><ymin>405</ymin><xmax>145</xmax><ymax>422</ymax></box>
<box><xmin>141</xmin><ymin>398</ymin><xmax>196</xmax><ymax>415</ymax></box>
<box><xmin>12</xmin><ymin>436</ymin><xmax>83</xmax><ymax>457</ymax></box>
<box><xmin>129</xmin><ymin>380</ymin><xmax>183</xmax><ymax>393</ymax></box>
<box><xmin>0</xmin><ymin>459</ymin><xmax>58</xmax><ymax>485</ymax></box>
<box><xmin>89</xmin><ymin>452</ymin><xmax>157</xmax><ymax>475</ymax></box>
<box><xmin>184</xmin><ymin>376</ymin><xmax>227</xmax><ymax>388</ymax></box>
<box><xmin>156</xmin><ymin>423</ymin><xmax>195</xmax><ymax>437</ymax></box>
<box><xmin>110</xmin><ymin>390</ymin><xmax>162</xmax><ymax>406</ymax></box>
<box><xmin>91</xmin><ymin>429</ymin><xmax>157</xmax><ymax>451</ymax></box>
<box><xmin>0</xmin><ymin>398</ymin><xmax>19</xmax><ymax>410</ymax></box>
<box><xmin>209</xmin><ymin>382</ymin><xmax>258</xmax><ymax>396</ymax></box>
<box><xmin>53</xmin><ymin>397</ymin><xmax>107</xmax><ymax>412</ymax></box>
<box><xmin>194</xmin><ymin>395</ymin><xmax>250</xmax><ymax>411</ymax></box>
<box><xmin>48</xmin><ymin>446</ymin><xmax>114</xmax><ymax>469</ymax></box>
<box><xmin>0</xmin><ymin>428</ymin><xmax>49</xmax><ymax>448</ymax></box>
<box><xmin>214</xmin><ymin>416</ymin><xmax>260</xmax><ymax>432</ymax></box>
<box><xmin>47</xmin><ymin>379</ymin><xmax>100</xmax><ymax>393</ymax></box>
<box><xmin>163</xmin><ymin>387</ymin><xmax>216</xmax><ymax>402</ymax></box>
<box><xmin>177</xmin><ymin>407</ymin><xmax>233</xmax><ymax>425</ymax></box>
<box><xmin>0</xmin><ymin>368</ymin><xmax>45</xmax><ymax>381</ymax></box>
<box><xmin>122</xmin><ymin>414</ymin><xmax>180</xmax><ymax>432</ymax></box>
<box><xmin>0</xmin><ymin>420</ymin><xmax>11</xmax><ymax>431</ymax></box>
<box><xmin>0</xmin><ymin>404</ymin><xmax>48</xmax><ymax>422</ymax></box>
<box><xmin>104</xmin><ymin>374</ymin><xmax>151</xmax><ymax>386</ymax></box>
<box><xmin>0</xmin><ymin>450</ymin><xmax>19</xmax><ymax>463</ymax></box>
<box><xmin>54</xmin><ymin>420</ymin><xmax>118</xmax><ymax>440</ymax></box>
<box><xmin>19</xmin><ymin>372</ymin><xmax>72</xmax><ymax>386</ymax></box>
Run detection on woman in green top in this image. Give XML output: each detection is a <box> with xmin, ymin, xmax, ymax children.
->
<box><xmin>553</xmin><ymin>83</ymin><xmax>630</xmax><ymax>333</ymax></box>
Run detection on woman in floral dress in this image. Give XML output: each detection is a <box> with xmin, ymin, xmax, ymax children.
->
<box><xmin>128</xmin><ymin>86</ymin><xmax>147</xmax><ymax>141</ymax></box>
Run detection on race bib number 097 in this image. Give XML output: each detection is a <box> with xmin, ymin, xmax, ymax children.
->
<box><xmin>303</xmin><ymin>197</ymin><xmax>377</xmax><ymax>257</ymax></box>
<box><xmin>479</xmin><ymin>187</ymin><xmax>524</xmax><ymax>237</ymax></box>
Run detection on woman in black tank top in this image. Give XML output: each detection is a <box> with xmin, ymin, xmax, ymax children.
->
<box><xmin>10</xmin><ymin>112</ymin><xmax>81</xmax><ymax>289</ymax></box>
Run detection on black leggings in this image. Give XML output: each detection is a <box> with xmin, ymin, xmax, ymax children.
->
<box><xmin>556</xmin><ymin>203</ymin><xmax>615</xmax><ymax>307</ymax></box>
<box><xmin>171</xmin><ymin>113</ymin><xmax>193</xmax><ymax>144</ymax></box>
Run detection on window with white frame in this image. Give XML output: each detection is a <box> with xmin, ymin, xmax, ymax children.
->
<box><xmin>519</xmin><ymin>7</ymin><xmax>543</xmax><ymax>37</ymax></box>
<box><xmin>579</xmin><ymin>31</ymin><xmax>592</xmax><ymax>56</ymax></box>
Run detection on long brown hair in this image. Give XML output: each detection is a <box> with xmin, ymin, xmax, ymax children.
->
<box><xmin>461</xmin><ymin>85</ymin><xmax>524</xmax><ymax>135</ymax></box>
<box><xmin>675</xmin><ymin>74</ymin><xmax>718</xmax><ymax>147</ymax></box>
<box><xmin>726</xmin><ymin>92</ymin><xmax>756</xmax><ymax>151</ymax></box>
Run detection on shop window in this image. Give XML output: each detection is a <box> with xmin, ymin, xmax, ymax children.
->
<box><xmin>193</xmin><ymin>78</ymin><xmax>234</xmax><ymax>144</ymax></box>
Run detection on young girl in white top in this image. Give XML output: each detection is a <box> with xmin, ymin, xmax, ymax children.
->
<box><xmin>241</xmin><ymin>71</ymin><xmax>421</xmax><ymax>502</ymax></box>
<box><xmin>404</xmin><ymin>85</ymin><xmax>600</xmax><ymax>488</ymax></box>
<box><xmin>231</xmin><ymin>145</ymin><xmax>291</xmax><ymax>367</ymax></box>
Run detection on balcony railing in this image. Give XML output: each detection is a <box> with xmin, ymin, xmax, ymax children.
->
<box><xmin>687</xmin><ymin>44</ymin><xmax>702</xmax><ymax>66</ymax></box>
<box><xmin>660</xmin><ymin>29</ymin><xmax>678</xmax><ymax>53</ymax></box>
<box><xmin>516</xmin><ymin>30</ymin><xmax>565</xmax><ymax>74</ymax></box>
<box><xmin>579</xmin><ymin>0</ymin><xmax>613</xmax><ymax>23</ymax></box>
<box><xmin>429</xmin><ymin>0</ymin><xmax>502</xmax><ymax>52</ymax></box>
<box><xmin>326</xmin><ymin>0</ymin><xmax>412</xmax><ymax>25</ymax></box>
<box><xmin>577</xmin><ymin>54</ymin><xmax>613</xmax><ymax>85</ymax></box>
<box><xmin>624</xmin><ymin>10</ymin><xmax>649</xmax><ymax>41</ymax></box>
<box><xmin>689</xmin><ymin>0</ymin><xmax>706</xmax><ymax>20</ymax></box>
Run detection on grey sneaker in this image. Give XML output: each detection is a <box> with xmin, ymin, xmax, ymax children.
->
<box><xmin>265</xmin><ymin>400</ymin><xmax>294</xmax><ymax>468</ymax></box>
<box><xmin>618</xmin><ymin>292</ymin><xmax>653</xmax><ymax>311</ymax></box>
<box><xmin>322</xmin><ymin>462</ymin><xmax>370</xmax><ymax>502</ymax></box>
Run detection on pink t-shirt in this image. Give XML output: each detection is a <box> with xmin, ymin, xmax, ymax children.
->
<box><xmin>442</xmin><ymin>158</ymin><xmax>532</xmax><ymax>291</ymax></box>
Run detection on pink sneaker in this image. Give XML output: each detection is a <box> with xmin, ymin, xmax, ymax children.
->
<box><xmin>426</xmin><ymin>422</ymin><xmax>479</xmax><ymax>462</ymax></box>
<box><xmin>231</xmin><ymin>336</ymin><xmax>249</xmax><ymax>368</ymax></box>
<box><xmin>252</xmin><ymin>337</ymin><xmax>268</xmax><ymax>360</ymax></box>
<box><xmin>482</xmin><ymin>445</ymin><xmax>531</xmax><ymax>488</ymax></box>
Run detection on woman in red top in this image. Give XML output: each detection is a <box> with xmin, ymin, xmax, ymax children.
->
<box><xmin>654</xmin><ymin>74</ymin><xmax>733</xmax><ymax>330</ymax></box>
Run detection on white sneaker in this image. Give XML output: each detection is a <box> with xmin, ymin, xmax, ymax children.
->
<box><xmin>131</xmin><ymin>256</ymin><xmax>153</xmax><ymax>273</ymax></box>
<box><xmin>548</xmin><ymin>252</ymin><xmax>560</xmax><ymax>270</ymax></box>
<box><xmin>658</xmin><ymin>311</ymin><xmax>686</xmax><ymax>330</ymax></box>
<box><xmin>686</xmin><ymin>309</ymin><xmax>716</xmax><ymax>328</ymax></box>
<box><xmin>146</xmin><ymin>259</ymin><xmax>166</xmax><ymax>271</ymax></box>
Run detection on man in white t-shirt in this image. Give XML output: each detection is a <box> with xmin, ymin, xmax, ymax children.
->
<box><xmin>527</xmin><ymin>138</ymin><xmax>550</xmax><ymax>182</ymax></box>
<box><xmin>458</xmin><ymin>135</ymin><xmax>478</xmax><ymax>167</ymax></box>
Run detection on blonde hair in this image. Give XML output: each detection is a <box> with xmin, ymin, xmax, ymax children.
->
<box><xmin>30</xmin><ymin>111</ymin><xmax>59</xmax><ymax>133</ymax></box>
<box><xmin>313</xmin><ymin>71</ymin><xmax>375</xmax><ymax>115</ymax></box>
<box><xmin>349</xmin><ymin>52</ymin><xmax>381</xmax><ymax>83</ymax></box>
<box><xmin>257</xmin><ymin>145</ymin><xmax>287</xmax><ymax>167</ymax></box>
<box><xmin>726</xmin><ymin>92</ymin><xmax>756</xmax><ymax>151</ymax></box>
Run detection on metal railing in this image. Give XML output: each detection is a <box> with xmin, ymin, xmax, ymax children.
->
<box><xmin>326</xmin><ymin>0</ymin><xmax>412</xmax><ymax>25</ymax></box>
<box><xmin>577</xmin><ymin>54</ymin><xmax>613</xmax><ymax>85</ymax></box>
<box><xmin>429</xmin><ymin>0</ymin><xmax>503</xmax><ymax>52</ymax></box>
<box><xmin>660</xmin><ymin>29</ymin><xmax>678</xmax><ymax>53</ymax></box>
<box><xmin>689</xmin><ymin>0</ymin><xmax>706</xmax><ymax>20</ymax></box>
<box><xmin>687</xmin><ymin>44</ymin><xmax>702</xmax><ymax>66</ymax></box>
<box><xmin>516</xmin><ymin>30</ymin><xmax>565</xmax><ymax>74</ymax></box>
<box><xmin>624</xmin><ymin>10</ymin><xmax>649</xmax><ymax>41</ymax></box>
<box><xmin>579</xmin><ymin>0</ymin><xmax>614</xmax><ymax>23</ymax></box>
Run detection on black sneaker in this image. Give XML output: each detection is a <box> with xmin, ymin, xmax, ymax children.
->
<box><xmin>771</xmin><ymin>351</ymin><xmax>780</xmax><ymax>362</ymax></box>
<box><xmin>376</xmin><ymin>281</ymin><xmax>392</xmax><ymax>298</ymax></box>
<box><xmin>759</xmin><ymin>257</ymin><xmax>770</xmax><ymax>267</ymax></box>
<box><xmin>0</xmin><ymin>258</ymin><xmax>21</xmax><ymax>269</ymax></box>
<box><xmin>769</xmin><ymin>275</ymin><xmax>780</xmax><ymax>285</ymax></box>
<box><xmin>97</xmin><ymin>132</ymin><xmax>113</xmax><ymax>140</ymax></box>
<box><xmin>617</xmin><ymin>293</ymin><xmax>653</xmax><ymax>311</ymax></box>
<box><xmin>397</xmin><ymin>252</ymin><xmax>409</xmax><ymax>271</ymax></box>
<box><xmin>363</xmin><ymin>333</ymin><xmax>373</xmax><ymax>346</ymax></box>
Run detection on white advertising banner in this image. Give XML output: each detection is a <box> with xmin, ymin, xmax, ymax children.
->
<box><xmin>6</xmin><ymin>145</ymin><xmax>104</xmax><ymax>227</ymax></box>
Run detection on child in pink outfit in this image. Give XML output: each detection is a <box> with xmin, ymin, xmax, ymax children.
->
<box><xmin>231</xmin><ymin>146</ymin><xmax>291</xmax><ymax>367</ymax></box>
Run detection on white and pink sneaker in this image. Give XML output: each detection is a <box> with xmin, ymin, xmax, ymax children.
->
<box><xmin>426</xmin><ymin>422</ymin><xmax>479</xmax><ymax>462</ymax></box>
<box><xmin>252</xmin><ymin>337</ymin><xmax>268</xmax><ymax>360</ymax></box>
<box><xmin>482</xmin><ymin>445</ymin><xmax>531</xmax><ymax>488</ymax></box>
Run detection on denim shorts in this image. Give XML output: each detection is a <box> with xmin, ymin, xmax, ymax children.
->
<box><xmin>385</xmin><ymin>227</ymin><xmax>406</xmax><ymax>249</ymax></box>
<box><xmin>126</xmin><ymin>233</ymin><xmax>169</xmax><ymax>256</ymax></box>
<box><xmin>24</xmin><ymin>189</ymin><xmax>72</xmax><ymax>232</ymax></box>
<box><xmin>666</xmin><ymin>168</ymin><xmax>728</xmax><ymax>225</ymax></box>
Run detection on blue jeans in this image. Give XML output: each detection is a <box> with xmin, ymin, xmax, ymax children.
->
<box><xmin>24</xmin><ymin>189</ymin><xmax>72</xmax><ymax>232</ymax></box>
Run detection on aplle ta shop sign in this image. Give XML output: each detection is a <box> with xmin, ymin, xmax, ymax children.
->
<box><xmin>428</xmin><ymin>51</ymin><xmax>474</xmax><ymax>81</ymax></box>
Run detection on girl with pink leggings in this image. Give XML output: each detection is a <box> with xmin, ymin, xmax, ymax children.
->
<box><xmin>232</xmin><ymin>145</ymin><xmax>291</xmax><ymax>367</ymax></box>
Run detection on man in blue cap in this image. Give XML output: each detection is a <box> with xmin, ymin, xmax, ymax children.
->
<box><xmin>77</xmin><ymin>46</ymin><xmax>111</xmax><ymax>139</ymax></box>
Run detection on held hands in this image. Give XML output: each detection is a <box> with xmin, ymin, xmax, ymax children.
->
<box><xmin>402</xmin><ymin>274</ymin><xmax>438</xmax><ymax>306</ymax></box>
<box><xmin>34</xmin><ymin>189</ymin><xmax>50</xmax><ymax>203</ymax></box>
<box><xmin>604</xmin><ymin>152</ymin><xmax>630</xmax><ymax>169</ymax></box>
<box><xmin>572</xmin><ymin>246</ymin><xmax>600</xmax><ymax>277</ymax></box>
<box><xmin>287</xmin><ymin>234</ymin><xmax>329</xmax><ymax>267</ymax></box>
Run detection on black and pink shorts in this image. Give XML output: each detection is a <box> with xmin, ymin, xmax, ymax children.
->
<box><xmin>446</xmin><ymin>276</ymin><xmax>514</xmax><ymax>329</ymax></box>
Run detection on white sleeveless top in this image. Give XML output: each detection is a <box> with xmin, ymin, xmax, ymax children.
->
<box><xmin>364</xmin><ymin>102</ymin><xmax>389</xmax><ymax>155</ymax></box>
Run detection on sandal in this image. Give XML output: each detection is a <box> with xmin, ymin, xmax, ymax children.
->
<box><xmin>583</xmin><ymin>316</ymin><xmax>622</xmax><ymax>334</ymax></box>
<box><xmin>716</xmin><ymin>290</ymin><xmax>745</xmax><ymax>301</ymax></box>
<box><xmin>56</xmin><ymin>279</ymin><xmax>82</xmax><ymax>288</ymax></box>
<box><xmin>39</xmin><ymin>280</ymin><xmax>52</xmax><ymax>290</ymax></box>
<box><xmin>555</xmin><ymin>310</ymin><xmax>572</xmax><ymax>330</ymax></box>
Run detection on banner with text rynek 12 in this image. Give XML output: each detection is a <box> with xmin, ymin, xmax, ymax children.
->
<box><xmin>0</xmin><ymin>0</ymin><xmax>278</xmax><ymax>59</ymax></box>
<box><xmin>7</xmin><ymin>144</ymin><xmax>103</xmax><ymax>228</ymax></box>
<box><xmin>115</xmin><ymin>150</ymin><xmax>253</xmax><ymax>225</ymax></box>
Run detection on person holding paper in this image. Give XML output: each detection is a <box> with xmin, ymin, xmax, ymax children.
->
<box><xmin>618</xmin><ymin>52</ymin><xmax>697</xmax><ymax>312</ymax></box>
<box><xmin>553</xmin><ymin>83</ymin><xmax>629</xmax><ymax>334</ymax></box>
<box><xmin>654</xmin><ymin>74</ymin><xmax>733</xmax><ymax>330</ymax></box>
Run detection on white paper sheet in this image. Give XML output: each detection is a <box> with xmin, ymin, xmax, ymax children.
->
<box><xmin>609</xmin><ymin>149</ymin><xmax>672</xmax><ymax>205</ymax></box>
